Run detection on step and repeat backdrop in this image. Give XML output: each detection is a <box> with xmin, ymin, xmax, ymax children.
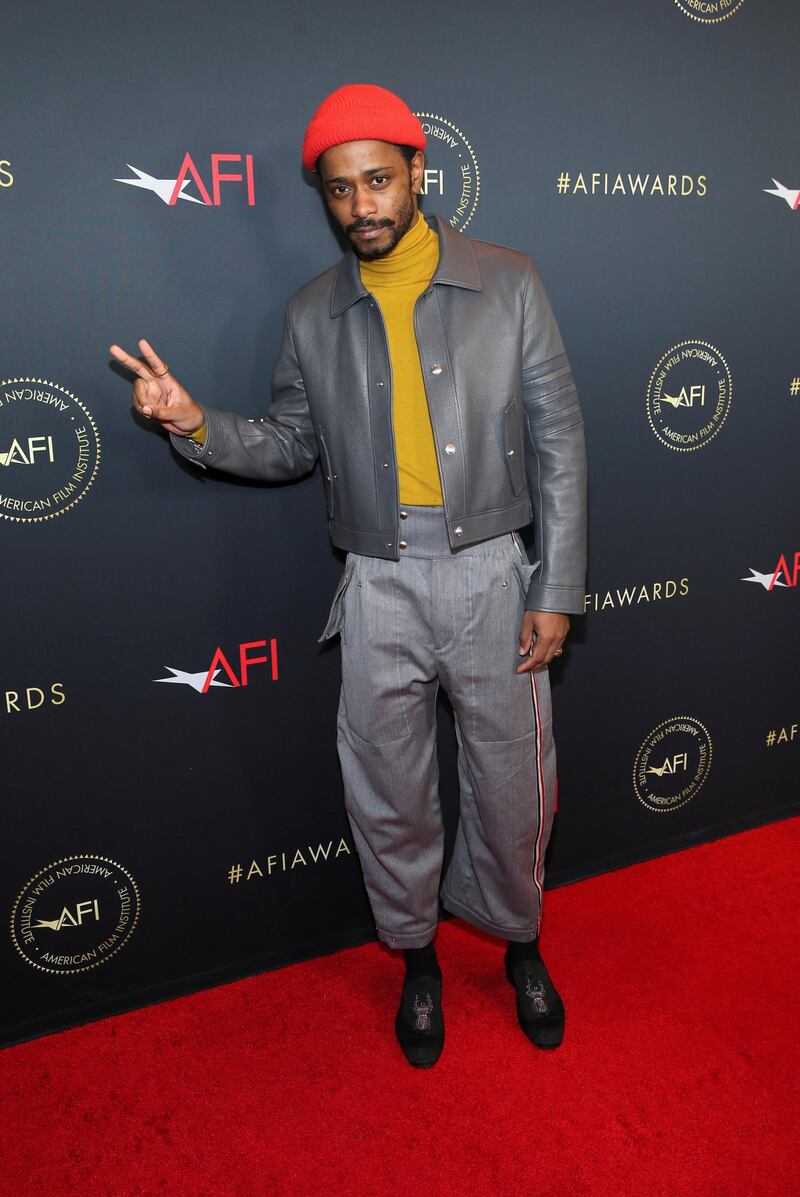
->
<box><xmin>2</xmin><ymin>0</ymin><xmax>797</xmax><ymax>1046</ymax></box>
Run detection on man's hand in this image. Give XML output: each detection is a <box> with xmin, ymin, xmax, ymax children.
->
<box><xmin>516</xmin><ymin>610</ymin><xmax>569</xmax><ymax>674</ymax></box>
<box><xmin>108</xmin><ymin>338</ymin><xmax>205</xmax><ymax>436</ymax></box>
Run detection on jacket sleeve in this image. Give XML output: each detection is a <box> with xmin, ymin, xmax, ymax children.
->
<box><xmin>169</xmin><ymin>301</ymin><xmax>319</xmax><ymax>481</ymax></box>
<box><xmin>520</xmin><ymin>259</ymin><xmax>588</xmax><ymax>614</ymax></box>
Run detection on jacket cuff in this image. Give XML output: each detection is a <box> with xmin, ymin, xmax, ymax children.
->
<box><xmin>525</xmin><ymin>580</ymin><xmax>585</xmax><ymax>615</ymax></box>
<box><xmin>169</xmin><ymin>406</ymin><xmax>218</xmax><ymax>468</ymax></box>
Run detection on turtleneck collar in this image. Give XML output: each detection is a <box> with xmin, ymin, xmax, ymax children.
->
<box><xmin>358</xmin><ymin>210</ymin><xmax>438</xmax><ymax>286</ymax></box>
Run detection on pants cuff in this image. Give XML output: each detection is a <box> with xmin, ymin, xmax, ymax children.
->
<box><xmin>375</xmin><ymin>924</ymin><xmax>438</xmax><ymax>950</ymax></box>
<box><xmin>439</xmin><ymin>891</ymin><xmax>540</xmax><ymax>942</ymax></box>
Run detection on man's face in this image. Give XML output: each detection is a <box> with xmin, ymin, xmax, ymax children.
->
<box><xmin>319</xmin><ymin>140</ymin><xmax>424</xmax><ymax>260</ymax></box>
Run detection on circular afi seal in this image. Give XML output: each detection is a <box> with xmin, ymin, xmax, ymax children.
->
<box><xmin>673</xmin><ymin>0</ymin><xmax>746</xmax><ymax>24</ymax></box>
<box><xmin>633</xmin><ymin>716</ymin><xmax>713</xmax><ymax>812</ymax></box>
<box><xmin>0</xmin><ymin>377</ymin><xmax>100</xmax><ymax>523</ymax></box>
<box><xmin>415</xmin><ymin>112</ymin><xmax>480</xmax><ymax>231</ymax></box>
<box><xmin>646</xmin><ymin>340</ymin><xmax>732</xmax><ymax>452</ymax></box>
<box><xmin>10</xmin><ymin>855</ymin><xmax>140</xmax><ymax>974</ymax></box>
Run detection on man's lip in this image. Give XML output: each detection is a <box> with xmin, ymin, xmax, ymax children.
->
<box><xmin>352</xmin><ymin>225</ymin><xmax>387</xmax><ymax>240</ymax></box>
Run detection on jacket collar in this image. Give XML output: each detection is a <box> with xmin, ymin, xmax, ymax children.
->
<box><xmin>330</xmin><ymin>211</ymin><xmax>482</xmax><ymax>318</ymax></box>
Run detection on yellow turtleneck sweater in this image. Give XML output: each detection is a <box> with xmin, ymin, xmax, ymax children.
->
<box><xmin>359</xmin><ymin>212</ymin><xmax>443</xmax><ymax>506</ymax></box>
<box><xmin>190</xmin><ymin>211</ymin><xmax>443</xmax><ymax>506</ymax></box>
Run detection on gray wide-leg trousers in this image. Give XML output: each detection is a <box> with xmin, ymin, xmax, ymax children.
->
<box><xmin>321</xmin><ymin>505</ymin><xmax>558</xmax><ymax>950</ymax></box>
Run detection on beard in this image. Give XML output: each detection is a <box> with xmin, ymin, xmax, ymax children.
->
<box><xmin>347</xmin><ymin>194</ymin><xmax>417</xmax><ymax>261</ymax></box>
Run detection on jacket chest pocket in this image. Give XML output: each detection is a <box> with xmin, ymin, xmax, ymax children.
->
<box><xmin>318</xmin><ymin>428</ymin><xmax>336</xmax><ymax>517</ymax></box>
<box><xmin>502</xmin><ymin>399</ymin><xmax>526</xmax><ymax>496</ymax></box>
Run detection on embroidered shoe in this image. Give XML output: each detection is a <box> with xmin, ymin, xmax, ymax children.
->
<box><xmin>394</xmin><ymin>973</ymin><xmax>444</xmax><ymax>1068</ymax></box>
<box><xmin>504</xmin><ymin>952</ymin><xmax>565</xmax><ymax>1049</ymax></box>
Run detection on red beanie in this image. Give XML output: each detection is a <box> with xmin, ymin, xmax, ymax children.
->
<box><xmin>302</xmin><ymin>83</ymin><xmax>426</xmax><ymax>173</ymax></box>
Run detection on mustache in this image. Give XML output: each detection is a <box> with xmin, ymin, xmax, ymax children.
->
<box><xmin>346</xmin><ymin>217</ymin><xmax>395</xmax><ymax>234</ymax></box>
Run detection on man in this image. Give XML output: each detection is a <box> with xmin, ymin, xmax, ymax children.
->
<box><xmin>109</xmin><ymin>83</ymin><xmax>587</xmax><ymax>1069</ymax></box>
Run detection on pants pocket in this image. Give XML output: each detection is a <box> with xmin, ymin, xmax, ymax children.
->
<box><xmin>318</xmin><ymin>558</ymin><xmax>356</xmax><ymax>643</ymax></box>
<box><xmin>509</xmin><ymin>534</ymin><xmax>541</xmax><ymax>605</ymax></box>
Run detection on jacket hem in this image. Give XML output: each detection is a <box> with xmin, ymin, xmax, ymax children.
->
<box><xmin>329</xmin><ymin>522</ymin><xmax>400</xmax><ymax>558</ymax></box>
<box><xmin>329</xmin><ymin>497</ymin><xmax>534</xmax><ymax>560</ymax></box>
<box><xmin>444</xmin><ymin>496</ymin><xmax>532</xmax><ymax>547</ymax></box>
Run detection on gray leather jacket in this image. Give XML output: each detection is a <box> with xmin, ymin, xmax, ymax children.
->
<box><xmin>171</xmin><ymin>212</ymin><xmax>587</xmax><ymax>614</ymax></box>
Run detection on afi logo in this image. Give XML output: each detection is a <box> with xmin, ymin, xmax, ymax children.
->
<box><xmin>742</xmin><ymin>553</ymin><xmax>800</xmax><ymax>591</ymax></box>
<box><xmin>155</xmin><ymin>638</ymin><xmax>279</xmax><ymax>694</ymax></box>
<box><xmin>647</xmin><ymin>753</ymin><xmax>688</xmax><ymax>777</ymax></box>
<box><xmin>0</xmin><ymin>435</ymin><xmax>54</xmax><ymax>466</ymax></box>
<box><xmin>660</xmin><ymin>385</ymin><xmax>705</xmax><ymax>409</ymax></box>
<box><xmin>34</xmin><ymin>899</ymin><xmax>100</xmax><ymax>931</ymax></box>
<box><xmin>115</xmin><ymin>154</ymin><xmax>255</xmax><ymax>206</ymax></box>
<box><xmin>764</xmin><ymin>180</ymin><xmax>800</xmax><ymax>210</ymax></box>
<box><xmin>770</xmin><ymin>552</ymin><xmax>800</xmax><ymax>588</ymax></box>
<box><xmin>420</xmin><ymin>168</ymin><xmax>444</xmax><ymax>196</ymax></box>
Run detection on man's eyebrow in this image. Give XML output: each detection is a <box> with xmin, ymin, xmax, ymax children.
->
<box><xmin>323</xmin><ymin>166</ymin><xmax>395</xmax><ymax>185</ymax></box>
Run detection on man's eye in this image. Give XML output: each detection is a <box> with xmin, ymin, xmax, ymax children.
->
<box><xmin>332</xmin><ymin>186</ymin><xmax>349</xmax><ymax>197</ymax></box>
<box><xmin>371</xmin><ymin>176</ymin><xmax>388</xmax><ymax>186</ymax></box>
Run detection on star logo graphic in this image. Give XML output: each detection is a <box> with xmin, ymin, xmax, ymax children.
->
<box><xmin>114</xmin><ymin>165</ymin><xmax>206</xmax><ymax>205</ymax></box>
<box><xmin>740</xmin><ymin>568</ymin><xmax>789</xmax><ymax>591</ymax></box>
<box><xmin>154</xmin><ymin>667</ymin><xmax>233</xmax><ymax>692</ymax></box>
<box><xmin>763</xmin><ymin>179</ymin><xmax>800</xmax><ymax>210</ymax></box>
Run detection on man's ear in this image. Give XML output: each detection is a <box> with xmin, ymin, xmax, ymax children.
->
<box><xmin>410</xmin><ymin>150</ymin><xmax>425</xmax><ymax>195</ymax></box>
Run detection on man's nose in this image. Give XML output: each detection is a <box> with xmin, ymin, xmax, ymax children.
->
<box><xmin>351</xmin><ymin>186</ymin><xmax>378</xmax><ymax>219</ymax></box>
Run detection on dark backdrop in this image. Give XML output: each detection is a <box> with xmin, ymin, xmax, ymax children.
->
<box><xmin>2</xmin><ymin>0</ymin><xmax>797</xmax><ymax>1047</ymax></box>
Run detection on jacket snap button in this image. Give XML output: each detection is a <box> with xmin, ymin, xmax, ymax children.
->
<box><xmin>454</xmin><ymin>526</ymin><xmax>463</xmax><ymax>536</ymax></box>
<box><xmin>445</xmin><ymin>443</ymin><xmax>456</xmax><ymax>455</ymax></box>
<box><xmin>377</xmin><ymin>381</ymin><xmax>384</xmax><ymax>387</ymax></box>
<box><xmin>431</xmin><ymin>363</ymin><xmax>443</xmax><ymax>375</ymax></box>
<box><xmin>399</xmin><ymin>540</ymin><xmax>407</xmax><ymax>550</ymax></box>
<box><xmin>400</xmin><ymin>510</ymin><xmax>407</xmax><ymax>519</ymax></box>
<box><xmin>507</xmin><ymin>449</ymin><xmax>515</xmax><ymax>457</ymax></box>
<box><xmin>382</xmin><ymin>462</ymin><xmax>389</xmax><ymax>469</ymax></box>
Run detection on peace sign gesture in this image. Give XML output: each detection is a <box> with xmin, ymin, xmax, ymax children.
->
<box><xmin>108</xmin><ymin>338</ymin><xmax>205</xmax><ymax>436</ymax></box>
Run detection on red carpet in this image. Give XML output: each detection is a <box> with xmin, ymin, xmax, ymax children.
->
<box><xmin>2</xmin><ymin>817</ymin><xmax>798</xmax><ymax>1197</ymax></box>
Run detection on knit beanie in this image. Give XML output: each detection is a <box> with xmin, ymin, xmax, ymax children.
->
<box><xmin>302</xmin><ymin>83</ymin><xmax>426</xmax><ymax>173</ymax></box>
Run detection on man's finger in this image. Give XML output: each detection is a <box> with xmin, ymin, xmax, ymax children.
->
<box><xmin>516</xmin><ymin>654</ymin><xmax>548</xmax><ymax>675</ymax></box>
<box><xmin>516</xmin><ymin>637</ymin><xmax>553</xmax><ymax>674</ymax></box>
<box><xmin>138</xmin><ymin>338</ymin><xmax>170</xmax><ymax>377</ymax></box>
<box><xmin>132</xmin><ymin>378</ymin><xmax>162</xmax><ymax>414</ymax></box>
<box><xmin>130</xmin><ymin>382</ymin><xmax>166</xmax><ymax>420</ymax></box>
<box><xmin>137</xmin><ymin>400</ymin><xmax>171</xmax><ymax>421</ymax></box>
<box><xmin>109</xmin><ymin>343</ymin><xmax>154</xmax><ymax>382</ymax></box>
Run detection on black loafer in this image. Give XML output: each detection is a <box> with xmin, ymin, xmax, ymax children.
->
<box><xmin>394</xmin><ymin>973</ymin><xmax>444</xmax><ymax>1068</ymax></box>
<box><xmin>504</xmin><ymin>953</ymin><xmax>565</xmax><ymax>1049</ymax></box>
